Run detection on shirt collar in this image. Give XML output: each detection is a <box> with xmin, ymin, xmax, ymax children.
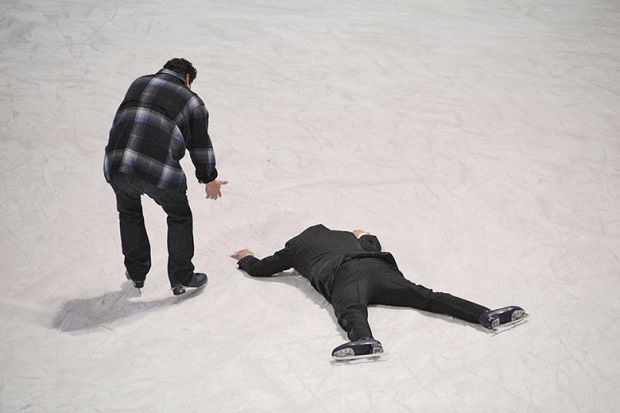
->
<box><xmin>158</xmin><ymin>68</ymin><xmax>186</xmax><ymax>82</ymax></box>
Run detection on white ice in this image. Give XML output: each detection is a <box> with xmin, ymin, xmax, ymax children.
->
<box><xmin>1</xmin><ymin>0</ymin><xmax>619</xmax><ymax>412</ymax></box>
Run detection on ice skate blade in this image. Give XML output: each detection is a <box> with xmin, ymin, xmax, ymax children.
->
<box><xmin>489</xmin><ymin>313</ymin><xmax>529</xmax><ymax>335</ymax></box>
<box><xmin>333</xmin><ymin>347</ymin><xmax>384</xmax><ymax>362</ymax></box>
<box><xmin>332</xmin><ymin>353</ymin><xmax>385</xmax><ymax>364</ymax></box>
<box><xmin>171</xmin><ymin>286</ymin><xmax>206</xmax><ymax>303</ymax></box>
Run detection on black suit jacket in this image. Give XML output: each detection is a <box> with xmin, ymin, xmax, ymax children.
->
<box><xmin>237</xmin><ymin>224</ymin><xmax>399</xmax><ymax>302</ymax></box>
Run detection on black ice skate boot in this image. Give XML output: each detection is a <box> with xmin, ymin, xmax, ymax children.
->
<box><xmin>172</xmin><ymin>272</ymin><xmax>208</xmax><ymax>296</ymax></box>
<box><xmin>332</xmin><ymin>336</ymin><xmax>383</xmax><ymax>361</ymax></box>
<box><xmin>479</xmin><ymin>306</ymin><xmax>528</xmax><ymax>330</ymax></box>
<box><xmin>125</xmin><ymin>271</ymin><xmax>145</xmax><ymax>289</ymax></box>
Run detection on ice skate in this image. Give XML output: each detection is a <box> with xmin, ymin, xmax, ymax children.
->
<box><xmin>332</xmin><ymin>336</ymin><xmax>383</xmax><ymax>361</ymax></box>
<box><xmin>172</xmin><ymin>272</ymin><xmax>208</xmax><ymax>296</ymax></box>
<box><xmin>479</xmin><ymin>306</ymin><xmax>528</xmax><ymax>330</ymax></box>
<box><xmin>125</xmin><ymin>271</ymin><xmax>144</xmax><ymax>293</ymax></box>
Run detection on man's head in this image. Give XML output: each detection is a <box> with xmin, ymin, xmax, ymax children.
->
<box><xmin>163</xmin><ymin>58</ymin><xmax>197</xmax><ymax>87</ymax></box>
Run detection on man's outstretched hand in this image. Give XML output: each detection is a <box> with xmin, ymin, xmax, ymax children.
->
<box><xmin>352</xmin><ymin>229</ymin><xmax>366</xmax><ymax>238</ymax></box>
<box><xmin>231</xmin><ymin>249</ymin><xmax>254</xmax><ymax>260</ymax></box>
<box><xmin>206</xmin><ymin>180</ymin><xmax>228</xmax><ymax>200</ymax></box>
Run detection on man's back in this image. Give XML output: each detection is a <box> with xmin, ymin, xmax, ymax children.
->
<box><xmin>104</xmin><ymin>68</ymin><xmax>216</xmax><ymax>191</ymax></box>
<box><xmin>288</xmin><ymin>224</ymin><xmax>368</xmax><ymax>278</ymax></box>
<box><xmin>238</xmin><ymin>224</ymin><xmax>393</xmax><ymax>301</ymax></box>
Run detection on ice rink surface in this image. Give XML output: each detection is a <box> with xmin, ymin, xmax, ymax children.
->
<box><xmin>1</xmin><ymin>0</ymin><xmax>619</xmax><ymax>411</ymax></box>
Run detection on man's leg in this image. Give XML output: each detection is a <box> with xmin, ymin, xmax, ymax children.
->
<box><xmin>149</xmin><ymin>187</ymin><xmax>195</xmax><ymax>288</ymax></box>
<box><xmin>111</xmin><ymin>174</ymin><xmax>151</xmax><ymax>282</ymax></box>
<box><xmin>330</xmin><ymin>261</ymin><xmax>373</xmax><ymax>341</ymax></box>
<box><xmin>366</xmin><ymin>260</ymin><xmax>489</xmax><ymax>324</ymax></box>
<box><xmin>330</xmin><ymin>260</ymin><xmax>385</xmax><ymax>359</ymax></box>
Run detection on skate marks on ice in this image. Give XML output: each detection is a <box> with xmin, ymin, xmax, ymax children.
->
<box><xmin>237</xmin><ymin>269</ymin><xmax>348</xmax><ymax>340</ymax></box>
<box><xmin>52</xmin><ymin>281</ymin><xmax>204</xmax><ymax>333</ymax></box>
<box><xmin>240</xmin><ymin>269</ymin><xmax>331</xmax><ymax>312</ymax></box>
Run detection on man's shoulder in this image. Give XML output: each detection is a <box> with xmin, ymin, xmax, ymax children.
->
<box><xmin>148</xmin><ymin>72</ymin><xmax>203</xmax><ymax>105</ymax></box>
<box><xmin>297</xmin><ymin>224</ymin><xmax>329</xmax><ymax>237</ymax></box>
<box><xmin>127</xmin><ymin>74</ymin><xmax>154</xmax><ymax>88</ymax></box>
<box><xmin>187</xmin><ymin>92</ymin><xmax>205</xmax><ymax>108</ymax></box>
<box><xmin>308</xmin><ymin>223</ymin><xmax>329</xmax><ymax>232</ymax></box>
<box><xmin>285</xmin><ymin>224</ymin><xmax>323</xmax><ymax>244</ymax></box>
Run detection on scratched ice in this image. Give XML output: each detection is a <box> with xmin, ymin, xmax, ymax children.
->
<box><xmin>1</xmin><ymin>1</ymin><xmax>619</xmax><ymax>412</ymax></box>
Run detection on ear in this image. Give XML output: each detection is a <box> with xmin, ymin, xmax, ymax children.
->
<box><xmin>185</xmin><ymin>74</ymin><xmax>191</xmax><ymax>88</ymax></box>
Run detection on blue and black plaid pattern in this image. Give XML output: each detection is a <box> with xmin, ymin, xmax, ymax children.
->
<box><xmin>104</xmin><ymin>69</ymin><xmax>217</xmax><ymax>190</ymax></box>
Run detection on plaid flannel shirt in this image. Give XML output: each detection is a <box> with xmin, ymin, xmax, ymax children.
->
<box><xmin>104</xmin><ymin>68</ymin><xmax>217</xmax><ymax>191</ymax></box>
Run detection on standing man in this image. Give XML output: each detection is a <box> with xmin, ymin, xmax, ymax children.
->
<box><xmin>105</xmin><ymin>58</ymin><xmax>227</xmax><ymax>296</ymax></box>
<box><xmin>231</xmin><ymin>224</ymin><xmax>527</xmax><ymax>360</ymax></box>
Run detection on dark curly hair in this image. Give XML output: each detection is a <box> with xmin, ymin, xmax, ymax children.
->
<box><xmin>163</xmin><ymin>58</ymin><xmax>197</xmax><ymax>83</ymax></box>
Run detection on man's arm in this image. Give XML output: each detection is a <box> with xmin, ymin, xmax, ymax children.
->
<box><xmin>352</xmin><ymin>229</ymin><xmax>382</xmax><ymax>253</ymax></box>
<box><xmin>186</xmin><ymin>97</ymin><xmax>218</xmax><ymax>184</ymax></box>
<box><xmin>184</xmin><ymin>96</ymin><xmax>228</xmax><ymax>199</ymax></box>
<box><xmin>231</xmin><ymin>245</ymin><xmax>295</xmax><ymax>277</ymax></box>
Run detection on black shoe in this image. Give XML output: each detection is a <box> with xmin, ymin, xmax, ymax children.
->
<box><xmin>479</xmin><ymin>306</ymin><xmax>527</xmax><ymax>329</ymax></box>
<box><xmin>125</xmin><ymin>271</ymin><xmax>144</xmax><ymax>289</ymax></box>
<box><xmin>172</xmin><ymin>272</ymin><xmax>208</xmax><ymax>296</ymax></box>
<box><xmin>331</xmin><ymin>336</ymin><xmax>383</xmax><ymax>360</ymax></box>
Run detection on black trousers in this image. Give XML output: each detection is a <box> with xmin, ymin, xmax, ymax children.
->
<box><xmin>109</xmin><ymin>173</ymin><xmax>195</xmax><ymax>287</ymax></box>
<box><xmin>330</xmin><ymin>258</ymin><xmax>489</xmax><ymax>340</ymax></box>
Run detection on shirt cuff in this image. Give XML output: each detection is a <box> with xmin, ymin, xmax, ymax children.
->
<box><xmin>356</xmin><ymin>232</ymin><xmax>370</xmax><ymax>239</ymax></box>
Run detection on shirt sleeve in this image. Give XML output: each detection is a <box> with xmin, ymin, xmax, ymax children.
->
<box><xmin>186</xmin><ymin>96</ymin><xmax>218</xmax><ymax>183</ymax></box>
<box><xmin>237</xmin><ymin>245</ymin><xmax>295</xmax><ymax>277</ymax></box>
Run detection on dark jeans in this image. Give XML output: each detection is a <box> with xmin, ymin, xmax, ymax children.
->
<box><xmin>331</xmin><ymin>258</ymin><xmax>490</xmax><ymax>340</ymax></box>
<box><xmin>109</xmin><ymin>173</ymin><xmax>195</xmax><ymax>287</ymax></box>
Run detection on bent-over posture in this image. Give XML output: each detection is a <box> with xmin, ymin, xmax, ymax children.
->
<box><xmin>105</xmin><ymin>58</ymin><xmax>227</xmax><ymax>296</ymax></box>
<box><xmin>231</xmin><ymin>224</ymin><xmax>527</xmax><ymax>360</ymax></box>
